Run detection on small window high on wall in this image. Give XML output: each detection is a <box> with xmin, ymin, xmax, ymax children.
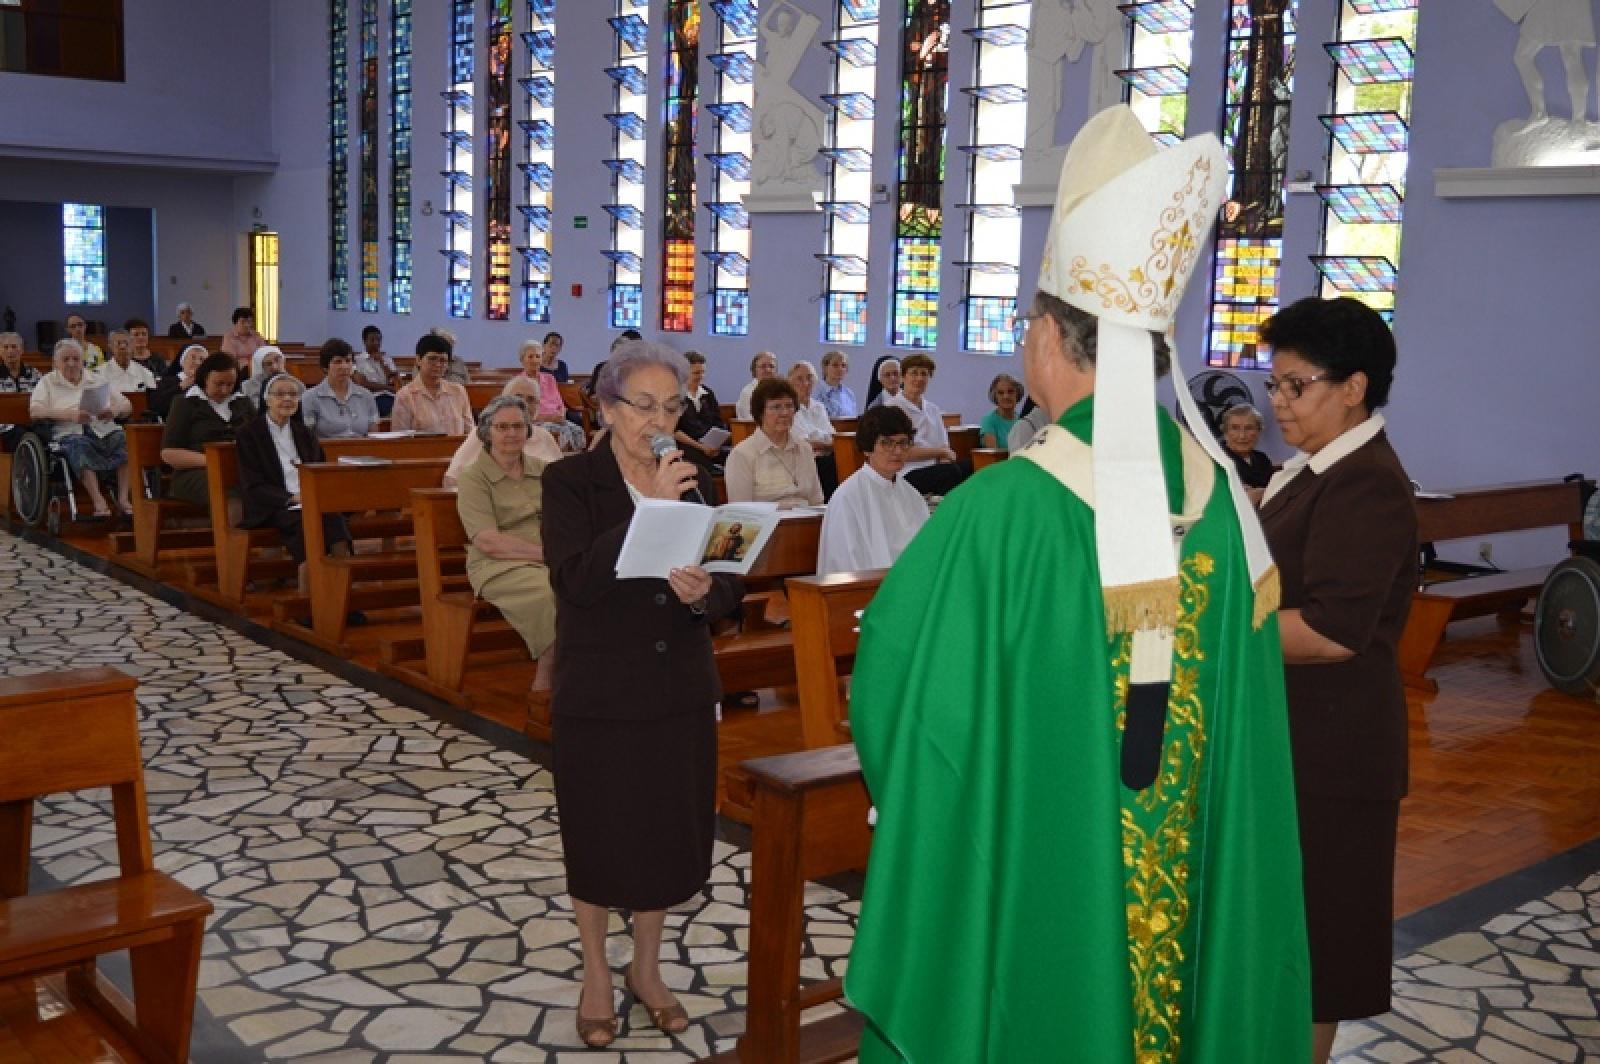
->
<box><xmin>0</xmin><ymin>0</ymin><xmax>123</xmax><ymax>81</ymax></box>
<box><xmin>890</xmin><ymin>0</ymin><xmax>952</xmax><ymax>350</ymax></box>
<box><xmin>390</xmin><ymin>0</ymin><xmax>414</xmax><ymax>314</ymax></box>
<box><xmin>659</xmin><ymin>0</ymin><xmax>699</xmax><ymax>333</ymax></box>
<box><xmin>817</xmin><ymin>0</ymin><xmax>880</xmax><ymax>346</ymax></box>
<box><xmin>1118</xmin><ymin>1</ymin><xmax>1196</xmax><ymax>145</ymax></box>
<box><xmin>330</xmin><ymin>0</ymin><xmax>350</xmax><ymax>311</ymax></box>
<box><xmin>604</xmin><ymin>0</ymin><xmax>651</xmax><ymax>331</ymax></box>
<box><xmin>63</xmin><ymin>204</ymin><xmax>107</xmax><ymax>306</ymax></box>
<box><xmin>519</xmin><ymin>0</ymin><xmax>556</xmax><ymax>324</ymax></box>
<box><xmin>704</xmin><ymin>0</ymin><xmax>756</xmax><ymax>338</ymax></box>
<box><xmin>442</xmin><ymin>0</ymin><xmax>475</xmax><ymax>319</ymax></box>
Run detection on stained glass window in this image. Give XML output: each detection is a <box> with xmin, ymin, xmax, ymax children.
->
<box><xmin>443</xmin><ymin>0</ymin><xmax>474</xmax><ymax>318</ymax></box>
<box><xmin>485</xmin><ymin>0</ymin><xmax>514</xmax><ymax>321</ymax></box>
<box><xmin>959</xmin><ymin>0</ymin><xmax>1029</xmax><ymax>355</ymax></box>
<box><xmin>62</xmin><ymin>204</ymin><xmax>107</xmax><ymax>305</ymax></box>
<box><xmin>329</xmin><ymin>0</ymin><xmax>349</xmax><ymax>311</ymax></box>
<box><xmin>706</xmin><ymin>0</ymin><xmax>755</xmax><ymax>336</ymax></box>
<box><xmin>818</xmin><ymin>0</ymin><xmax>878</xmax><ymax>345</ymax></box>
<box><xmin>607</xmin><ymin>0</ymin><xmax>649</xmax><ymax>330</ymax></box>
<box><xmin>389</xmin><ymin>0</ymin><xmax>413</xmax><ymax>314</ymax></box>
<box><xmin>1314</xmin><ymin>2</ymin><xmax>1418</xmax><ymax>318</ymax></box>
<box><xmin>1204</xmin><ymin>0</ymin><xmax>1299</xmax><ymax>369</ymax></box>
<box><xmin>520</xmin><ymin>0</ymin><xmax>555</xmax><ymax>323</ymax></box>
<box><xmin>891</xmin><ymin>0</ymin><xmax>951</xmax><ymax>349</ymax></box>
<box><xmin>660</xmin><ymin>1</ymin><xmax>699</xmax><ymax>333</ymax></box>
<box><xmin>359</xmin><ymin>0</ymin><xmax>380</xmax><ymax>313</ymax></box>
<box><xmin>1121</xmin><ymin>3</ymin><xmax>1194</xmax><ymax>142</ymax></box>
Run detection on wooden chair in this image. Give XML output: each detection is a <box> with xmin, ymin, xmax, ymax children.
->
<box><xmin>948</xmin><ymin>425</ymin><xmax>979</xmax><ymax>464</ymax></box>
<box><xmin>0</xmin><ymin>668</ymin><xmax>213</xmax><ymax>1064</ymax></box>
<box><xmin>786</xmin><ymin>571</ymin><xmax>884</xmax><ymax>749</ymax></box>
<box><xmin>829</xmin><ymin>417</ymin><xmax>858</xmax><ymax>436</ymax></box>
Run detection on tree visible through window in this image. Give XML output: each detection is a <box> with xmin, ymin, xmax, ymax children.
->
<box><xmin>63</xmin><ymin>203</ymin><xmax>107</xmax><ymax>306</ymax></box>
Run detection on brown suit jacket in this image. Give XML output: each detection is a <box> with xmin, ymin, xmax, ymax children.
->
<box><xmin>1261</xmin><ymin>428</ymin><xmax>1417</xmax><ymax>801</ymax></box>
<box><xmin>541</xmin><ymin>440</ymin><xmax>742</xmax><ymax>721</ymax></box>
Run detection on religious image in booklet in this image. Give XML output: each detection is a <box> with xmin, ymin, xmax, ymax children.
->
<box><xmin>614</xmin><ymin>500</ymin><xmax>780</xmax><ymax>580</ymax></box>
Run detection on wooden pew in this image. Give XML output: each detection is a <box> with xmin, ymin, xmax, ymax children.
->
<box><xmin>121</xmin><ymin>423</ymin><xmax>212</xmax><ymax>576</ymax></box>
<box><xmin>320</xmin><ymin>433</ymin><xmax>465</xmax><ymax>463</ymax></box>
<box><xmin>556</xmin><ymin>381</ymin><xmax>594</xmax><ymax>437</ymax></box>
<box><xmin>719</xmin><ymin>402</ymin><xmax>738</xmax><ymax>425</ymax></box>
<box><xmin>731</xmin><ymin>419</ymin><xmax>756</xmax><ymax>447</ymax></box>
<box><xmin>277</xmin><ymin>458</ymin><xmax>458</xmax><ymax>653</ymax></box>
<box><xmin>147</xmin><ymin>336</ymin><xmax>221</xmax><ymax>363</ymax></box>
<box><xmin>285</xmin><ymin>356</ymin><xmax>324</xmax><ymax>388</ymax></box>
<box><xmin>948</xmin><ymin>425</ymin><xmax>979</xmax><ymax>464</ymax></box>
<box><xmin>832</xmin><ymin>432</ymin><xmax>862</xmax><ymax>485</ymax></box>
<box><xmin>787</xmin><ymin>571</ymin><xmax>884</xmax><ymax>750</ymax></box>
<box><xmin>0</xmin><ymin>392</ymin><xmax>31</xmax><ymax>523</ymax></box>
<box><xmin>466</xmin><ymin>381</ymin><xmax>502</xmax><ymax>414</ymax></box>
<box><xmin>704</xmin><ymin>745</ymin><xmax>871</xmax><ymax>1064</ymax></box>
<box><xmin>829</xmin><ymin>417</ymin><xmax>857</xmax><ymax>436</ymax></box>
<box><xmin>972</xmin><ymin>448</ymin><xmax>1008</xmax><ymax>470</ymax></box>
<box><xmin>1400</xmin><ymin>478</ymin><xmax>1589</xmax><ymax>690</ymax></box>
<box><xmin>0</xmin><ymin>668</ymin><xmax>214</xmax><ymax>1064</ymax></box>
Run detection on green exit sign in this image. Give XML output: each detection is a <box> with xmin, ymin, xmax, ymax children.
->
<box><xmin>573</xmin><ymin>215</ymin><xmax>588</xmax><ymax>229</ymax></box>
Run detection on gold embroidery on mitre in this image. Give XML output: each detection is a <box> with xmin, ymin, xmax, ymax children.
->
<box><xmin>1116</xmin><ymin>552</ymin><xmax>1213</xmax><ymax>1064</ymax></box>
<box><xmin>1065</xmin><ymin>155</ymin><xmax>1218</xmax><ymax>324</ymax></box>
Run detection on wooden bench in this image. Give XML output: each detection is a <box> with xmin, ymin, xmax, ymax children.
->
<box><xmin>703</xmin><ymin>744</ymin><xmax>871</xmax><ymax>1064</ymax></box>
<box><xmin>831</xmin><ymin>432</ymin><xmax>862</xmax><ymax>485</ymax></box>
<box><xmin>121</xmin><ymin>423</ymin><xmax>212</xmax><ymax>576</ymax></box>
<box><xmin>1400</xmin><ymin>478</ymin><xmax>1589</xmax><ymax>690</ymax></box>
<box><xmin>275</xmin><ymin>458</ymin><xmax>459</xmax><ymax>653</ymax></box>
<box><xmin>466</xmin><ymin>381</ymin><xmax>503</xmax><ymax>414</ymax></box>
<box><xmin>787</xmin><ymin>571</ymin><xmax>884</xmax><ymax>750</ymax></box>
<box><xmin>0</xmin><ymin>392</ymin><xmax>31</xmax><ymax>523</ymax></box>
<box><xmin>972</xmin><ymin>448</ymin><xmax>1008</xmax><ymax>470</ymax></box>
<box><xmin>556</xmin><ymin>381</ymin><xmax>595</xmax><ymax>437</ymax></box>
<box><xmin>0</xmin><ymin>668</ymin><xmax>213</xmax><ymax>1064</ymax></box>
<box><xmin>731</xmin><ymin>419</ymin><xmax>757</xmax><ymax>447</ymax></box>
<box><xmin>320</xmin><ymin>433</ymin><xmax>465</xmax><ymax>463</ymax></box>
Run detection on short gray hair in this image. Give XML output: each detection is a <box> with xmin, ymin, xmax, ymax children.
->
<box><xmin>0</xmin><ymin>331</ymin><xmax>22</xmax><ymax>348</ymax></box>
<box><xmin>595</xmin><ymin>340</ymin><xmax>689</xmax><ymax>405</ymax></box>
<box><xmin>1222</xmin><ymin>401</ymin><xmax>1264</xmax><ymax>430</ymax></box>
<box><xmin>52</xmin><ymin>338</ymin><xmax>85</xmax><ymax>362</ymax></box>
<box><xmin>177</xmin><ymin>302</ymin><xmax>193</xmax><ymax>314</ymax></box>
<box><xmin>1033</xmin><ymin>290</ymin><xmax>1171</xmax><ymax>379</ymax></box>
<box><xmin>108</xmin><ymin>329</ymin><xmax>130</xmax><ymax>348</ymax></box>
<box><xmin>476</xmin><ymin>395</ymin><xmax>536</xmax><ymax>446</ymax></box>
<box><xmin>517</xmin><ymin>337</ymin><xmax>542</xmax><ymax>360</ymax></box>
<box><xmin>789</xmin><ymin>360</ymin><xmax>818</xmax><ymax>380</ymax></box>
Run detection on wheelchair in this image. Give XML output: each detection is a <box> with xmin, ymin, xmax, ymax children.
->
<box><xmin>8</xmin><ymin>425</ymin><xmax>83</xmax><ymax>535</ymax></box>
<box><xmin>1533</xmin><ymin>477</ymin><xmax>1600</xmax><ymax>697</ymax></box>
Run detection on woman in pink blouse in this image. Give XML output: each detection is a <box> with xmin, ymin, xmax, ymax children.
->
<box><xmin>391</xmin><ymin>336</ymin><xmax>473</xmax><ymax>435</ymax></box>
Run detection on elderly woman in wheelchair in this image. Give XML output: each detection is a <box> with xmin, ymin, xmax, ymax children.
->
<box><xmin>28</xmin><ymin>338</ymin><xmax>132</xmax><ymax>518</ymax></box>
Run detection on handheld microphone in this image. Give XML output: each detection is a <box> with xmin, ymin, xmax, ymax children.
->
<box><xmin>650</xmin><ymin>433</ymin><xmax>707</xmax><ymax>505</ymax></box>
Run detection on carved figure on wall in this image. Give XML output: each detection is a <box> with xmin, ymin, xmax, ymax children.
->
<box><xmin>1491</xmin><ymin>0</ymin><xmax>1600</xmax><ymax>166</ymax></box>
<box><xmin>750</xmin><ymin>1</ymin><xmax>826</xmax><ymax>206</ymax></box>
<box><xmin>1022</xmin><ymin>0</ymin><xmax>1124</xmax><ymax>189</ymax></box>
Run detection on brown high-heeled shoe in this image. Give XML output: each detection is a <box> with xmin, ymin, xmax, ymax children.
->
<box><xmin>575</xmin><ymin>987</ymin><xmax>619</xmax><ymax>1049</ymax></box>
<box><xmin>624</xmin><ymin>964</ymin><xmax>689</xmax><ymax>1034</ymax></box>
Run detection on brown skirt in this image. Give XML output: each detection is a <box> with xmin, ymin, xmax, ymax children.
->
<box><xmin>552</xmin><ymin>708</ymin><xmax>717</xmax><ymax>911</ymax></box>
<box><xmin>1297</xmin><ymin>794</ymin><xmax>1400</xmax><ymax>1022</ymax></box>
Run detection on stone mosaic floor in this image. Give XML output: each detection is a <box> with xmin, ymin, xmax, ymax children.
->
<box><xmin>2</xmin><ymin>528</ymin><xmax>1596</xmax><ymax>1062</ymax></box>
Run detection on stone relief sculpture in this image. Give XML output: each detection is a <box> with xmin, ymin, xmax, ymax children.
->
<box><xmin>749</xmin><ymin>1</ymin><xmax>826</xmax><ymax>209</ymax></box>
<box><xmin>1491</xmin><ymin>0</ymin><xmax>1600</xmax><ymax>166</ymax></box>
<box><xmin>1021</xmin><ymin>0</ymin><xmax>1125</xmax><ymax>191</ymax></box>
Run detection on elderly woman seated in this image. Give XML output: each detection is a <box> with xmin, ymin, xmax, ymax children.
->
<box><xmin>237</xmin><ymin>372</ymin><xmax>354</xmax><ymax>590</ymax></box>
<box><xmin>160</xmin><ymin>351</ymin><xmax>253</xmax><ymax>509</ymax></box>
<box><xmin>302</xmin><ymin>337</ymin><xmax>381</xmax><ymax>439</ymax></box>
<box><xmin>443</xmin><ymin>402</ymin><xmax>562</xmax><ymax>488</ymax></box>
<box><xmin>724</xmin><ymin>378</ymin><xmax>824</xmax><ymax>509</ymax></box>
<box><xmin>1220</xmin><ymin>401</ymin><xmax>1275</xmax><ymax>500</ymax></box>
<box><xmin>456</xmin><ymin>396</ymin><xmax>557</xmax><ymax>662</ymax></box>
<box><xmin>151</xmin><ymin>344</ymin><xmax>207</xmax><ymax>421</ymax></box>
<box><xmin>30</xmin><ymin>338</ymin><xmax>133</xmax><ymax>517</ymax></box>
<box><xmin>243</xmin><ymin>346</ymin><xmax>286</xmax><ymax>408</ymax></box>
<box><xmin>504</xmin><ymin>338</ymin><xmax>585</xmax><ymax>452</ymax></box>
<box><xmin>817</xmin><ymin>405</ymin><xmax>930</xmax><ymax>574</ymax></box>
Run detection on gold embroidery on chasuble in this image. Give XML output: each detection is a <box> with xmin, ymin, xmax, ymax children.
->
<box><xmin>1116</xmin><ymin>552</ymin><xmax>1213</xmax><ymax>1064</ymax></box>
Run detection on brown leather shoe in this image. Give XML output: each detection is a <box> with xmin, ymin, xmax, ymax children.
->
<box><xmin>625</xmin><ymin>964</ymin><xmax>689</xmax><ymax>1034</ymax></box>
<box><xmin>575</xmin><ymin>987</ymin><xmax>619</xmax><ymax>1048</ymax></box>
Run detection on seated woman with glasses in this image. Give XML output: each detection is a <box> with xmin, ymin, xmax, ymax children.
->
<box><xmin>885</xmin><ymin>353</ymin><xmax>966</xmax><ymax>497</ymax></box>
<box><xmin>724</xmin><ymin>378</ymin><xmax>824</xmax><ymax>510</ymax></box>
<box><xmin>817</xmin><ymin>405</ymin><xmax>929</xmax><ymax>574</ymax></box>
<box><xmin>392</xmin><ymin>334</ymin><xmax>473</xmax><ymax>435</ymax></box>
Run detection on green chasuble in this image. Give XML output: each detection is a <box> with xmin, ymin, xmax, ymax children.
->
<box><xmin>845</xmin><ymin>398</ymin><xmax>1310</xmax><ymax>1063</ymax></box>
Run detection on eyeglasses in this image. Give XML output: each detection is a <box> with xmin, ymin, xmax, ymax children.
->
<box><xmin>1011</xmin><ymin>312</ymin><xmax>1041</xmax><ymax>347</ymax></box>
<box><xmin>614</xmin><ymin>393</ymin><xmax>687</xmax><ymax>417</ymax></box>
<box><xmin>875</xmin><ymin>436</ymin><xmax>912</xmax><ymax>453</ymax></box>
<box><xmin>762</xmin><ymin>401</ymin><xmax>796</xmax><ymax>414</ymax></box>
<box><xmin>1263</xmin><ymin>372</ymin><xmax>1340</xmax><ymax>400</ymax></box>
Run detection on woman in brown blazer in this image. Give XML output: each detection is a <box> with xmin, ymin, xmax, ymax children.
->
<box><xmin>1257</xmin><ymin>297</ymin><xmax>1416</xmax><ymax>1064</ymax></box>
<box><xmin>540</xmin><ymin>340</ymin><xmax>742</xmax><ymax>1049</ymax></box>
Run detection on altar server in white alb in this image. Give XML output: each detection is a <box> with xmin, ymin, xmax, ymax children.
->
<box><xmin>817</xmin><ymin>405</ymin><xmax>929</xmax><ymax>574</ymax></box>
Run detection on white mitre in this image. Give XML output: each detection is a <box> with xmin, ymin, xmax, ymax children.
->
<box><xmin>1037</xmin><ymin>105</ymin><xmax>1278</xmax><ymax>632</ymax></box>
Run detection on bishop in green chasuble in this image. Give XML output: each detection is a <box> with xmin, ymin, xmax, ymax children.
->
<box><xmin>844</xmin><ymin>399</ymin><xmax>1312</xmax><ymax>1062</ymax></box>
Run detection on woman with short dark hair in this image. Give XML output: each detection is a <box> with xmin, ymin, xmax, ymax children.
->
<box><xmin>724</xmin><ymin>377</ymin><xmax>824</xmax><ymax>508</ymax></box>
<box><xmin>1256</xmin><ymin>296</ymin><xmax>1414</xmax><ymax>1064</ymax></box>
<box><xmin>221</xmin><ymin>306</ymin><xmax>264</xmax><ymax>373</ymax></box>
<box><xmin>302</xmin><ymin>337</ymin><xmax>381</xmax><ymax>439</ymax></box>
<box><xmin>817</xmin><ymin>404</ymin><xmax>929</xmax><ymax>573</ymax></box>
<box><xmin>886</xmin><ymin>352</ymin><xmax>965</xmax><ymax>496</ymax></box>
<box><xmin>160</xmin><ymin>351</ymin><xmax>253</xmax><ymax>508</ymax></box>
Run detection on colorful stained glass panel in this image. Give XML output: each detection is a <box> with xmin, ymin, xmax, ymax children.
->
<box><xmin>714</xmin><ymin>289</ymin><xmax>751</xmax><ymax>336</ymax></box>
<box><xmin>965</xmin><ymin>295</ymin><xmax>1016</xmax><ymax>355</ymax></box>
<box><xmin>611</xmin><ymin>284</ymin><xmax>643</xmax><ymax>329</ymax></box>
<box><xmin>1120</xmin><ymin>0</ymin><xmax>1195</xmax><ymax>34</ymax></box>
<box><xmin>1314</xmin><ymin>183</ymin><xmax>1402</xmax><ymax>224</ymax></box>
<box><xmin>1321</xmin><ymin>111</ymin><xmax>1409</xmax><ymax>153</ymax></box>
<box><xmin>825</xmin><ymin>292</ymin><xmax>868</xmax><ymax>345</ymax></box>
<box><xmin>1310</xmin><ymin>254</ymin><xmax>1398</xmax><ymax>293</ymax></box>
<box><xmin>1116</xmin><ymin>64</ymin><xmax>1190</xmax><ymax>97</ymax></box>
<box><xmin>1325</xmin><ymin>38</ymin><xmax>1414</xmax><ymax>84</ymax></box>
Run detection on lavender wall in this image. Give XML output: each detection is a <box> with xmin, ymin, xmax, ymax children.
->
<box><xmin>0</xmin><ymin>201</ymin><xmax>154</xmax><ymax>343</ymax></box>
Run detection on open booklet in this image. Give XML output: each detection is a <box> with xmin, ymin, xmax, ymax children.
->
<box><xmin>78</xmin><ymin>382</ymin><xmax>110</xmax><ymax>414</ymax></box>
<box><xmin>615</xmin><ymin>499</ymin><xmax>781</xmax><ymax>579</ymax></box>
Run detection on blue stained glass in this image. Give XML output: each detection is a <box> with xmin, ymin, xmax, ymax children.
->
<box><xmin>517</xmin><ymin>247</ymin><xmax>552</xmax><ymax>272</ymax></box>
<box><xmin>605</xmin><ymin>64</ymin><xmax>648</xmax><ymax>95</ymax></box>
<box><xmin>714</xmin><ymin>289</ymin><xmax>751</xmax><ymax>336</ymax></box>
<box><xmin>824</xmin><ymin>37</ymin><xmax>877</xmax><ymax>67</ymax></box>
<box><xmin>965</xmin><ymin>295</ymin><xmax>1017</xmax><ymax>355</ymax></box>
<box><xmin>824</xmin><ymin>292</ymin><xmax>868</xmax><ymax>346</ymax></box>
<box><xmin>962</xmin><ymin>84</ymin><xmax>1027</xmax><ymax>104</ymax></box>
<box><xmin>447</xmin><ymin>279</ymin><xmax>471</xmax><ymax>318</ymax></box>
<box><xmin>710</xmin><ymin>0</ymin><xmax>758</xmax><ymax>38</ymax></box>
<box><xmin>611</xmin><ymin>283</ymin><xmax>643</xmax><ymax>328</ymax></box>
<box><xmin>1151</xmin><ymin>130</ymin><xmax>1182</xmax><ymax>147</ymax></box>
<box><xmin>603</xmin><ymin>203</ymin><xmax>645</xmax><ymax>228</ymax></box>
<box><xmin>706</xmin><ymin>201</ymin><xmax>750</xmax><ymax>228</ymax></box>
<box><xmin>441</xmin><ymin>88</ymin><xmax>473</xmax><ymax>111</ymax></box>
<box><xmin>522</xmin><ymin>29</ymin><xmax>555</xmax><ymax>66</ymax></box>
<box><xmin>1325</xmin><ymin>38</ymin><xmax>1415</xmax><ymax>85</ymax></box>
<box><xmin>841</xmin><ymin>0</ymin><xmax>879</xmax><ymax>20</ymax></box>
<box><xmin>708</xmin><ymin>51</ymin><xmax>755</xmax><ymax>84</ymax></box>
<box><xmin>820</xmin><ymin>147</ymin><xmax>873</xmax><ymax>172</ymax></box>
<box><xmin>820</xmin><ymin>201</ymin><xmax>872</xmax><ymax>223</ymax></box>
<box><xmin>602</xmin><ymin>250</ymin><xmax>643</xmax><ymax>272</ymax></box>
<box><xmin>707</xmin><ymin>152</ymin><xmax>753</xmax><ymax>180</ymax></box>
<box><xmin>521</xmin><ymin>76</ymin><xmax>555</xmax><ymax>104</ymax></box>
<box><xmin>441</xmin><ymin>209</ymin><xmax>472</xmax><ymax>229</ymax></box>
<box><xmin>442</xmin><ymin>168</ymin><xmax>472</xmax><ymax>190</ymax></box>
<box><xmin>1314</xmin><ymin>184</ymin><xmax>1403</xmax><ymax>224</ymax></box>
<box><xmin>1117</xmin><ymin>64</ymin><xmax>1190</xmax><ymax>97</ymax></box>
<box><xmin>442</xmin><ymin>129</ymin><xmax>472</xmax><ymax>150</ymax></box>
<box><xmin>607</xmin><ymin>111</ymin><xmax>646</xmax><ymax>138</ymax></box>
<box><xmin>519</xmin><ymin>204</ymin><xmax>553</xmax><ymax>230</ymax></box>
<box><xmin>960</xmin><ymin>144</ymin><xmax>1023</xmax><ymax>162</ymax></box>
<box><xmin>707</xmin><ymin>101</ymin><xmax>753</xmax><ymax>133</ymax></box>
<box><xmin>607</xmin><ymin>15</ymin><xmax>649</xmax><ymax>51</ymax></box>
<box><xmin>1320</xmin><ymin>111</ymin><xmax>1409</xmax><ymax>153</ymax></box>
<box><xmin>704</xmin><ymin>250</ymin><xmax>750</xmax><ymax>277</ymax></box>
<box><xmin>1310</xmin><ymin>254</ymin><xmax>1398</xmax><ymax>293</ymax></box>
<box><xmin>442</xmin><ymin>249</ymin><xmax>471</xmax><ymax>267</ymax></box>
<box><xmin>519</xmin><ymin>161</ymin><xmax>554</xmax><ymax>189</ymax></box>
<box><xmin>953</xmin><ymin>260</ymin><xmax>1018</xmax><ymax>276</ymax></box>
<box><xmin>964</xmin><ymin>24</ymin><xmax>1028</xmax><ymax>46</ymax></box>
<box><xmin>524</xmin><ymin>280</ymin><xmax>551</xmax><ymax>324</ymax></box>
<box><xmin>892</xmin><ymin>292</ymin><xmax>939</xmax><ymax>348</ymax></box>
<box><xmin>822</xmin><ymin>92</ymin><xmax>875</xmax><ymax>120</ymax></box>
<box><xmin>529</xmin><ymin>0</ymin><xmax>556</xmax><ymax>18</ymax></box>
<box><xmin>1121</xmin><ymin>0</ymin><xmax>1195</xmax><ymax>34</ymax></box>
<box><xmin>519</xmin><ymin>118</ymin><xmax>555</xmax><ymax>147</ymax></box>
<box><xmin>1349</xmin><ymin>0</ymin><xmax>1415</xmax><ymax>12</ymax></box>
<box><xmin>604</xmin><ymin>158</ymin><xmax>647</xmax><ymax>183</ymax></box>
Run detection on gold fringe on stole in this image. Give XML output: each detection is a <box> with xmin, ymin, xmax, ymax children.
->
<box><xmin>1101</xmin><ymin>577</ymin><xmax>1181</xmax><ymax>636</ymax></box>
<box><xmin>1251</xmin><ymin>566</ymin><xmax>1281</xmax><ymax>631</ymax></box>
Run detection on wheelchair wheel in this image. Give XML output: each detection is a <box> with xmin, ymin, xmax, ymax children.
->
<box><xmin>1534</xmin><ymin>556</ymin><xmax>1600</xmax><ymax>698</ymax></box>
<box><xmin>10</xmin><ymin>432</ymin><xmax>50</xmax><ymax>528</ymax></box>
